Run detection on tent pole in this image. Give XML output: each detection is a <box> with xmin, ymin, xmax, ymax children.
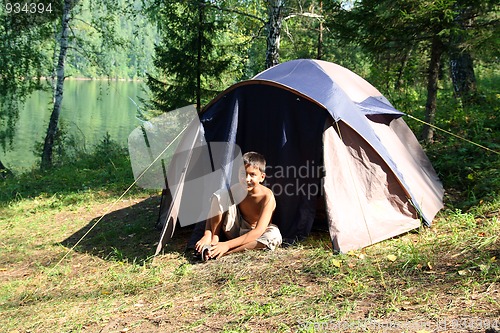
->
<box><xmin>154</xmin><ymin>124</ymin><xmax>201</xmax><ymax>256</ymax></box>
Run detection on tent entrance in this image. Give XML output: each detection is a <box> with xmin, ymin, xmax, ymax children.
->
<box><xmin>199</xmin><ymin>83</ymin><xmax>330</xmax><ymax>245</ymax></box>
<box><xmin>312</xmin><ymin>192</ymin><xmax>328</xmax><ymax>231</ymax></box>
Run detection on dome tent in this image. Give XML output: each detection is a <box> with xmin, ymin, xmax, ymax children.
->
<box><xmin>154</xmin><ymin>59</ymin><xmax>444</xmax><ymax>254</ymax></box>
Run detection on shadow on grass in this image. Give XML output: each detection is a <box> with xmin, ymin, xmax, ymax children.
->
<box><xmin>60</xmin><ymin>196</ymin><xmax>194</xmax><ymax>263</ymax></box>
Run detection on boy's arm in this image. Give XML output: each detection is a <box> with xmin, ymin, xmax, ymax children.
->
<box><xmin>195</xmin><ymin>195</ymin><xmax>223</xmax><ymax>253</ymax></box>
<box><xmin>211</xmin><ymin>193</ymin><xmax>275</xmax><ymax>257</ymax></box>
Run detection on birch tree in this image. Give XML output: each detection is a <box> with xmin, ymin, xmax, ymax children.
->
<box><xmin>41</xmin><ymin>0</ymin><xmax>72</xmax><ymax>169</ymax></box>
<box><xmin>265</xmin><ymin>0</ymin><xmax>324</xmax><ymax>68</ymax></box>
<box><xmin>40</xmin><ymin>0</ymin><xmax>137</xmax><ymax>169</ymax></box>
<box><xmin>1</xmin><ymin>0</ymin><xmax>154</xmax><ymax>170</ymax></box>
<box><xmin>265</xmin><ymin>0</ymin><xmax>284</xmax><ymax>68</ymax></box>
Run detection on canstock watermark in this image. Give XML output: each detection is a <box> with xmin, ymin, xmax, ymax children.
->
<box><xmin>297</xmin><ymin>317</ymin><xmax>499</xmax><ymax>332</ymax></box>
<box><xmin>128</xmin><ymin>105</ymin><xmax>247</xmax><ymax>227</ymax></box>
<box><xmin>265</xmin><ymin>160</ymin><xmax>325</xmax><ymax>200</ymax></box>
<box><xmin>128</xmin><ymin>105</ymin><xmax>327</xmax><ymax>226</ymax></box>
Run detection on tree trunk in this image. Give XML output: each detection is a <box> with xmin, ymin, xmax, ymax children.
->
<box><xmin>395</xmin><ymin>47</ymin><xmax>412</xmax><ymax>91</ymax></box>
<box><xmin>41</xmin><ymin>0</ymin><xmax>71</xmax><ymax>169</ymax></box>
<box><xmin>196</xmin><ymin>1</ymin><xmax>205</xmax><ymax>113</ymax></box>
<box><xmin>265</xmin><ymin>0</ymin><xmax>284</xmax><ymax>69</ymax></box>
<box><xmin>449</xmin><ymin>6</ymin><xmax>477</xmax><ymax>104</ymax></box>
<box><xmin>422</xmin><ymin>36</ymin><xmax>444</xmax><ymax>143</ymax></box>
<box><xmin>317</xmin><ymin>0</ymin><xmax>323</xmax><ymax>60</ymax></box>
<box><xmin>0</xmin><ymin>159</ymin><xmax>13</xmax><ymax>179</ymax></box>
<box><xmin>449</xmin><ymin>47</ymin><xmax>477</xmax><ymax>103</ymax></box>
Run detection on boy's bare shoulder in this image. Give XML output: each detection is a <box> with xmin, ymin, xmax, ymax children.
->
<box><xmin>260</xmin><ymin>184</ymin><xmax>275</xmax><ymax>197</ymax></box>
<box><xmin>260</xmin><ymin>184</ymin><xmax>276</xmax><ymax>208</ymax></box>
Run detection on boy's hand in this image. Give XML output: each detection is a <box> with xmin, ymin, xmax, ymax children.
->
<box><xmin>210</xmin><ymin>242</ymin><xmax>230</xmax><ymax>259</ymax></box>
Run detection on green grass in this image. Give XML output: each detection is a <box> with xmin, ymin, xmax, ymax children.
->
<box><xmin>1</xmin><ymin>85</ymin><xmax>499</xmax><ymax>332</ymax></box>
<box><xmin>1</xmin><ymin>188</ymin><xmax>497</xmax><ymax>332</ymax></box>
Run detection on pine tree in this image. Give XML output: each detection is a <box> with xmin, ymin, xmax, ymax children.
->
<box><xmin>146</xmin><ymin>0</ymin><xmax>235</xmax><ymax>112</ymax></box>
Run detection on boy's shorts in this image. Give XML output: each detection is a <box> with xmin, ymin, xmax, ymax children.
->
<box><xmin>212</xmin><ymin>190</ymin><xmax>282</xmax><ymax>251</ymax></box>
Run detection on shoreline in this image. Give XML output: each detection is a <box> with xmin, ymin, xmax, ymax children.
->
<box><xmin>39</xmin><ymin>76</ymin><xmax>145</xmax><ymax>82</ymax></box>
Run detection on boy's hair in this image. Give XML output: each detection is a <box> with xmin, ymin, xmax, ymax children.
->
<box><xmin>243</xmin><ymin>151</ymin><xmax>266</xmax><ymax>173</ymax></box>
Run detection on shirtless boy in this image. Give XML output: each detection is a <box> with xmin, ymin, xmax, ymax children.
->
<box><xmin>195</xmin><ymin>152</ymin><xmax>282</xmax><ymax>260</ymax></box>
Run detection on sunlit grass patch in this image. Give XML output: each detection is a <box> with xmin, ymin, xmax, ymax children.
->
<box><xmin>0</xmin><ymin>160</ymin><xmax>499</xmax><ymax>332</ymax></box>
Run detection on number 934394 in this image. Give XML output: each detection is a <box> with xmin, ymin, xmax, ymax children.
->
<box><xmin>5</xmin><ymin>2</ymin><xmax>53</xmax><ymax>14</ymax></box>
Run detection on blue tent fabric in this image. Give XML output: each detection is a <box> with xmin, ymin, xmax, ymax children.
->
<box><xmin>201</xmin><ymin>84</ymin><xmax>328</xmax><ymax>242</ymax></box>
<box><xmin>356</xmin><ymin>96</ymin><xmax>404</xmax><ymax>117</ymax></box>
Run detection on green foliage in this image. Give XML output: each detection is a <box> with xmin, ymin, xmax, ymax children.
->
<box><xmin>0</xmin><ymin>0</ymin><xmax>156</xmax><ymax>173</ymax></box>
<box><xmin>0</xmin><ymin>3</ymin><xmax>499</xmax><ymax>331</ymax></box>
<box><xmin>326</xmin><ymin>0</ymin><xmax>498</xmax><ymax>93</ymax></box>
<box><xmin>321</xmin><ymin>0</ymin><xmax>498</xmax><ymax>162</ymax></box>
<box><xmin>0</xmin><ymin>1</ymin><xmax>55</xmax><ymax>152</ymax></box>
<box><xmin>33</xmin><ymin>121</ymin><xmax>83</xmax><ymax>168</ymax></box>
<box><xmin>145</xmin><ymin>0</ymin><xmax>244</xmax><ymax>112</ymax></box>
<box><xmin>279</xmin><ymin>0</ymin><xmax>323</xmax><ymax>62</ymax></box>
<box><xmin>0</xmin><ymin>0</ymin><xmax>498</xmax><ymax>206</ymax></box>
<box><xmin>64</xmin><ymin>0</ymin><xmax>157</xmax><ymax>79</ymax></box>
<box><xmin>0</xmin><ymin>134</ymin><xmax>137</xmax><ymax>203</ymax></box>
<box><xmin>417</xmin><ymin>69</ymin><xmax>499</xmax><ymax>209</ymax></box>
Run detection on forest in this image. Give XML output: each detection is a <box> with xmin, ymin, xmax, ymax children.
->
<box><xmin>0</xmin><ymin>0</ymin><xmax>498</xmax><ymax>162</ymax></box>
<box><xmin>1</xmin><ymin>0</ymin><xmax>498</xmax><ymax>206</ymax></box>
<box><xmin>0</xmin><ymin>1</ymin><xmax>499</xmax><ymax>332</ymax></box>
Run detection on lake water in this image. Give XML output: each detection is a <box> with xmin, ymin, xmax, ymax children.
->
<box><xmin>1</xmin><ymin>80</ymin><xmax>145</xmax><ymax>172</ymax></box>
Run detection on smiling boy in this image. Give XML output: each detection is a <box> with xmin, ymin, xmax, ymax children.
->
<box><xmin>195</xmin><ymin>152</ymin><xmax>282</xmax><ymax>260</ymax></box>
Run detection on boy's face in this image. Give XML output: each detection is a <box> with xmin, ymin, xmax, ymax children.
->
<box><xmin>239</xmin><ymin>164</ymin><xmax>265</xmax><ymax>192</ymax></box>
